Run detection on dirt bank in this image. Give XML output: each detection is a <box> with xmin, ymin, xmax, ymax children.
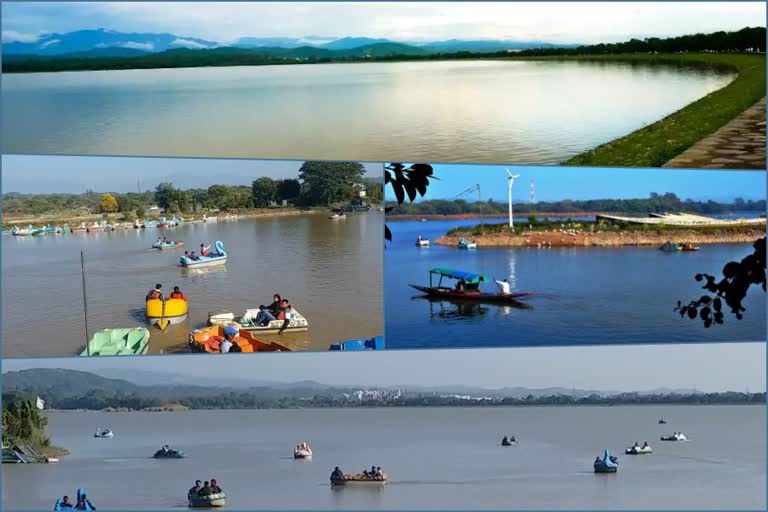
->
<box><xmin>435</xmin><ymin>229</ymin><xmax>764</xmax><ymax>248</ymax></box>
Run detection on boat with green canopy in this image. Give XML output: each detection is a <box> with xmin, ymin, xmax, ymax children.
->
<box><xmin>78</xmin><ymin>328</ymin><xmax>150</xmax><ymax>356</ymax></box>
<box><xmin>409</xmin><ymin>268</ymin><xmax>533</xmax><ymax>303</ymax></box>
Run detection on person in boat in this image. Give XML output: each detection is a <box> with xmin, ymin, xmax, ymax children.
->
<box><xmin>198</xmin><ymin>481</ymin><xmax>212</xmax><ymax>496</ymax></box>
<box><xmin>220</xmin><ymin>326</ymin><xmax>238</xmax><ymax>353</ymax></box>
<box><xmin>168</xmin><ymin>286</ymin><xmax>187</xmax><ymax>301</ymax></box>
<box><xmin>495</xmin><ymin>278</ymin><xmax>511</xmax><ymax>294</ymax></box>
<box><xmin>75</xmin><ymin>490</ymin><xmax>94</xmax><ymax>511</ymax></box>
<box><xmin>189</xmin><ymin>480</ymin><xmax>202</xmax><ymax>496</ymax></box>
<box><xmin>276</xmin><ymin>299</ymin><xmax>294</xmax><ymax>334</ymax></box>
<box><xmin>200</xmin><ymin>243</ymin><xmax>211</xmax><ymax>257</ymax></box>
<box><xmin>455</xmin><ymin>279</ymin><xmax>466</xmax><ymax>293</ymax></box>
<box><xmin>254</xmin><ymin>294</ymin><xmax>282</xmax><ymax>326</ymax></box>
<box><xmin>594</xmin><ymin>456</ymin><xmax>601</xmax><ymax>464</ymax></box>
<box><xmin>376</xmin><ymin>466</ymin><xmax>383</xmax><ymax>478</ymax></box>
<box><xmin>502</xmin><ymin>435</ymin><xmax>509</xmax><ymax>445</ymax></box>
<box><xmin>146</xmin><ymin>284</ymin><xmax>163</xmax><ymax>301</ymax></box>
<box><xmin>61</xmin><ymin>496</ymin><xmax>74</xmax><ymax>508</ymax></box>
<box><xmin>510</xmin><ymin>435</ymin><xmax>516</xmax><ymax>443</ymax></box>
<box><xmin>331</xmin><ymin>466</ymin><xmax>344</xmax><ymax>482</ymax></box>
<box><xmin>210</xmin><ymin>479</ymin><xmax>222</xmax><ymax>493</ymax></box>
<box><xmin>642</xmin><ymin>441</ymin><xmax>649</xmax><ymax>448</ymax></box>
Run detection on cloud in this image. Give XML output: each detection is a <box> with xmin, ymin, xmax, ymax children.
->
<box><xmin>2</xmin><ymin>30</ymin><xmax>40</xmax><ymax>43</ymax></box>
<box><xmin>39</xmin><ymin>39</ymin><xmax>60</xmax><ymax>48</ymax></box>
<box><xmin>120</xmin><ymin>41</ymin><xmax>154</xmax><ymax>51</ymax></box>
<box><xmin>170</xmin><ymin>38</ymin><xmax>211</xmax><ymax>49</ymax></box>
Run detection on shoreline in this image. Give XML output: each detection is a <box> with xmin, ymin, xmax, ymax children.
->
<box><xmin>435</xmin><ymin>229</ymin><xmax>764</xmax><ymax>248</ymax></box>
<box><xmin>2</xmin><ymin>207</ymin><xmax>378</xmax><ymax>229</ymax></box>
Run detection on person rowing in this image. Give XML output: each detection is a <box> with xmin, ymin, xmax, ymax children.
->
<box><xmin>495</xmin><ymin>278</ymin><xmax>511</xmax><ymax>294</ymax></box>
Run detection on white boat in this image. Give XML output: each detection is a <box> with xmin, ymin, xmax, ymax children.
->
<box><xmin>294</xmin><ymin>443</ymin><xmax>313</xmax><ymax>460</ymax></box>
<box><xmin>94</xmin><ymin>428</ymin><xmax>114</xmax><ymax>439</ymax></box>
<box><xmin>458</xmin><ymin>238</ymin><xmax>477</xmax><ymax>250</ymax></box>
<box><xmin>416</xmin><ymin>239</ymin><xmax>430</xmax><ymax>247</ymax></box>
<box><xmin>208</xmin><ymin>307</ymin><xmax>308</xmax><ymax>333</ymax></box>
<box><xmin>188</xmin><ymin>492</ymin><xmax>226</xmax><ymax>508</ymax></box>
<box><xmin>202</xmin><ymin>214</ymin><xmax>218</xmax><ymax>223</ymax></box>
<box><xmin>660</xmin><ymin>433</ymin><xmax>687</xmax><ymax>442</ymax></box>
<box><xmin>625</xmin><ymin>444</ymin><xmax>653</xmax><ymax>455</ymax></box>
<box><xmin>329</xmin><ymin>212</ymin><xmax>346</xmax><ymax>220</ymax></box>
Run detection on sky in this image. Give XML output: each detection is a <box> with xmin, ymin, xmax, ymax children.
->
<box><xmin>384</xmin><ymin>164</ymin><xmax>767</xmax><ymax>203</ymax></box>
<box><xmin>2</xmin><ymin>343</ymin><xmax>765</xmax><ymax>393</ymax></box>
<box><xmin>1</xmin><ymin>155</ymin><xmax>382</xmax><ymax>194</ymax></box>
<box><xmin>2</xmin><ymin>2</ymin><xmax>764</xmax><ymax>45</ymax></box>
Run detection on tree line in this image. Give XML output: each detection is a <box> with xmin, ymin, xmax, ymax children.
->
<box><xmin>388</xmin><ymin>193</ymin><xmax>766</xmax><ymax>216</ymax></box>
<box><xmin>3</xmin><ymin>161</ymin><xmax>383</xmax><ymax>218</ymax></box>
<box><xmin>1</xmin><ymin>394</ymin><xmax>55</xmax><ymax>453</ymax></box>
<box><xmin>15</xmin><ymin>389</ymin><xmax>764</xmax><ymax>411</ymax></box>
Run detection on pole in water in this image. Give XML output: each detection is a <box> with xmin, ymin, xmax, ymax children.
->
<box><xmin>81</xmin><ymin>250</ymin><xmax>90</xmax><ymax>355</ymax></box>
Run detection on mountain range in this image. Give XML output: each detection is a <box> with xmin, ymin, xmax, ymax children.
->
<box><xmin>3</xmin><ymin>28</ymin><xmax>578</xmax><ymax>59</ymax></box>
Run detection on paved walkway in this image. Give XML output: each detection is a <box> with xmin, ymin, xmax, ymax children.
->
<box><xmin>663</xmin><ymin>97</ymin><xmax>766</xmax><ymax>169</ymax></box>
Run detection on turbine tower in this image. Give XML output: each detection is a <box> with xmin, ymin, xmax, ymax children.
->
<box><xmin>530</xmin><ymin>178</ymin><xmax>535</xmax><ymax>204</ymax></box>
<box><xmin>505</xmin><ymin>168</ymin><xmax>520</xmax><ymax>229</ymax></box>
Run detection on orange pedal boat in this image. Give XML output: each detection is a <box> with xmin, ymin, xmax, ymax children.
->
<box><xmin>188</xmin><ymin>325</ymin><xmax>291</xmax><ymax>353</ymax></box>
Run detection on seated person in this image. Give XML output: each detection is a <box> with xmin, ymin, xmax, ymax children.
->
<box><xmin>61</xmin><ymin>496</ymin><xmax>74</xmax><ymax>508</ymax></box>
<box><xmin>188</xmin><ymin>480</ymin><xmax>202</xmax><ymax>496</ymax></box>
<box><xmin>210</xmin><ymin>479</ymin><xmax>222</xmax><ymax>493</ymax></box>
<box><xmin>146</xmin><ymin>284</ymin><xmax>163</xmax><ymax>301</ymax></box>
<box><xmin>330</xmin><ymin>466</ymin><xmax>344</xmax><ymax>481</ymax></box>
<box><xmin>189</xmin><ymin>252</ymin><xmax>200</xmax><ymax>261</ymax></box>
<box><xmin>197</xmin><ymin>481</ymin><xmax>212</xmax><ymax>496</ymax></box>
<box><xmin>254</xmin><ymin>305</ymin><xmax>277</xmax><ymax>326</ymax></box>
<box><xmin>168</xmin><ymin>286</ymin><xmax>187</xmax><ymax>301</ymax></box>
<box><xmin>220</xmin><ymin>327</ymin><xmax>238</xmax><ymax>353</ymax></box>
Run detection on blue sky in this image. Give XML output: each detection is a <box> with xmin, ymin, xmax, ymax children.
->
<box><xmin>3</xmin><ymin>343</ymin><xmax>765</xmax><ymax>392</ymax></box>
<box><xmin>385</xmin><ymin>164</ymin><xmax>767</xmax><ymax>203</ymax></box>
<box><xmin>1</xmin><ymin>155</ymin><xmax>382</xmax><ymax>194</ymax></box>
<box><xmin>2</xmin><ymin>2</ymin><xmax>763</xmax><ymax>45</ymax></box>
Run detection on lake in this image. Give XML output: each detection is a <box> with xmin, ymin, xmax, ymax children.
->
<box><xmin>1</xmin><ymin>213</ymin><xmax>383</xmax><ymax>357</ymax></box>
<box><xmin>385</xmin><ymin>219</ymin><xmax>766</xmax><ymax>349</ymax></box>
<box><xmin>1</xmin><ymin>60</ymin><xmax>735</xmax><ymax>164</ymax></box>
<box><xmin>1</xmin><ymin>405</ymin><xmax>764</xmax><ymax>510</ymax></box>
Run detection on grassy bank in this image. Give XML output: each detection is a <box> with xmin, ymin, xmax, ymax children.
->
<box><xmin>541</xmin><ymin>53</ymin><xmax>767</xmax><ymax>167</ymax></box>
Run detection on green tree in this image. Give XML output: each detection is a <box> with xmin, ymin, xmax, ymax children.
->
<box><xmin>252</xmin><ymin>177</ymin><xmax>277</xmax><ymax>207</ymax></box>
<box><xmin>276</xmin><ymin>179</ymin><xmax>301</xmax><ymax>203</ymax></box>
<box><xmin>299</xmin><ymin>161</ymin><xmax>365</xmax><ymax>206</ymax></box>
<box><xmin>136</xmin><ymin>206</ymin><xmax>145</xmax><ymax>219</ymax></box>
<box><xmin>154</xmin><ymin>182</ymin><xmax>176</xmax><ymax>211</ymax></box>
<box><xmin>99</xmin><ymin>193</ymin><xmax>118</xmax><ymax>213</ymax></box>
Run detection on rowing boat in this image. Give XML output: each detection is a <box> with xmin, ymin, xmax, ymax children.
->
<box><xmin>410</xmin><ymin>268</ymin><xmax>533</xmax><ymax>303</ymax></box>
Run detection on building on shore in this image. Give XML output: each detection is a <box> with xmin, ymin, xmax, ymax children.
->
<box><xmin>595</xmin><ymin>212</ymin><xmax>766</xmax><ymax>228</ymax></box>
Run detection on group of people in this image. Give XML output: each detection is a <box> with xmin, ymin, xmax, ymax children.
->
<box><xmin>362</xmin><ymin>466</ymin><xmax>385</xmax><ymax>479</ymax></box>
<box><xmin>56</xmin><ymin>490</ymin><xmax>94</xmax><ymax>510</ymax></box>
<box><xmin>501</xmin><ymin>435</ymin><xmax>517</xmax><ymax>445</ymax></box>
<box><xmin>188</xmin><ymin>479</ymin><xmax>224</xmax><ymax>497</ymax></box>
<box><xmin>630</xmin><ymin>441</ymin><xmax>651</xmax><ymax>449</ymax></box>
<box><xmin>155</xmin><ymin>237</ymin><xmax>180</xmax><ymax>246</ymax></box>
<box><xmin>253</xmin><ymin>294</ymin><xmax>294</xmax><ymax>333</ymax></box>
<box><xmin>184</xmin><ymin>242</ymin><xmax>220</xmax><ymax>261</ymax></box>
<box><xmin>145</xmin><ymin>283</ymin><xmax>187</xmax><ymax>301</ymax></box>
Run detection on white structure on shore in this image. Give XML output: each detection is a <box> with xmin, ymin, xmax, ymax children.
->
<box><xmin>505</xmin><ymin>168</ymin><xmax>520</xmax><ymax>229</ymax></box>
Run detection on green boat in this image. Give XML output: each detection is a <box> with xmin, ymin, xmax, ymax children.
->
<box><xmin>79</xmin><ymin>328</ymin><xmax>150</xmax><ymax>356</ymax></box>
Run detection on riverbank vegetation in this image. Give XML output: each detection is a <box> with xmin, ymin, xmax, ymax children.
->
<box><xmin>2</xmin><ymin>393</ymin><xmax>67</xmax><ymax>458</ymax></box>
<box><xmin>387</xmin><ymin>194</ymin><xmax>766</xmax><ymax>217</ymax></box>
<box><xmin>3</xmin><ymin>369</ymin><xmax>763</xmax><ymax>411</ymax></box>
<box><xmin>2</xmin><ymin>161</ymin><xmax>383</xmax><ymax>227</ymax></box>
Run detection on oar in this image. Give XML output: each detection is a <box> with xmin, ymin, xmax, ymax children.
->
<box><xmin>156</xmin><ymin>298</ymin><xmax>170</xmax><ymax>331</ymax></box>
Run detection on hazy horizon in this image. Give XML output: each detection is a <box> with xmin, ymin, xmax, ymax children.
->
<box><xmin>3</xmin><ymin>343</ymin><xmax>765</xmax><ymax>393</ymax></box>
<box><xmin>3</xmin><ymin>2</ymin><xmax>763</xmax><ymax>46</ymax></box>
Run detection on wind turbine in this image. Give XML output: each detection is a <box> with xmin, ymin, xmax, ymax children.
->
<box><xmin>505</xmin><ymin>168</ymin><xmax>520</xmax><ymax>229</ymax></box>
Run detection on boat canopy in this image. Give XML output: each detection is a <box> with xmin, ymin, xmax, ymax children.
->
<box><xmin>429</xmin><ymin>268</ymin><xmax>488</xmax><ymax>284</ymax></box>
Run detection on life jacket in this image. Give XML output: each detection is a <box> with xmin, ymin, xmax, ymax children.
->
<box><xmin>169</xmin><ymin>292</ymin><xmax>185</xmax><ymax>300</ymax></box>
<box><xmin>147</xmin><ymin>290</ymin><xmax>162</xmax><ymax>300</ymax></box>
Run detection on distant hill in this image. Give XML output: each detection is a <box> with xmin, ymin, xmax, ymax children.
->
<box><xmin>3</xmin><ymin>28</ymin><xmax>217</xmax><ymax>56</ymax></box>
<box><xmin>3</xmin><ymin>28</ymin><xmax>573</xmax><ymax>59</ymax></box>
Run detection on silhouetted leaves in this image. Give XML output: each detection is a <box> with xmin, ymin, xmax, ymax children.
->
<box><xmin>675</xmin><ymin>237</ymin><xmax>766</xmax><ymax>328</ymax></box>
<box><xmin>384</xmin><ymin>163</ymin><xmax>434</xmax><ymax>244</ymax></box>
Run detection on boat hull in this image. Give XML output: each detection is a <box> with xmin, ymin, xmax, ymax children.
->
<box><xmin>146</xmin><ymin>298</ymin><xmax>189</xmax><ymax>325</ymax></box>
<box><xmin>188</xmin><ymin>493</ymin><xmax>226</xmax><ymax>508</ymax></box>
<box><xmin>409</xmin><ymin>285</ymin><xmax>533</xmax><ymax>303</ymax></box>
<box><xmin>331</xmin><ymin>474</ymin><xmax>387</xmax><ymax>486</ymax></box>
<box><xmin>79</xmin><ymin>328</ymin><xmax>150</xmax><ymax>356</ymax></box>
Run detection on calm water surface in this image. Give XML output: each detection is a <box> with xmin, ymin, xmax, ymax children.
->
<box><xmin>385</xmin><ymin>220</ymin><xmax>766</xmax><ymax>349</ymax></box>
<box><xmin>2</xmin><ymin>214</ymin><xmax>382</xmax><ymax>357</ymax></box>
<box><xmin>2</xmin><ymin>406</ymin><xmax>764</xmax><ymax>510</ymax></box>
<box><xmin>2</xmin><ymin>60</ymin><xmax>735</xmax><ymax>163</ymax></box>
